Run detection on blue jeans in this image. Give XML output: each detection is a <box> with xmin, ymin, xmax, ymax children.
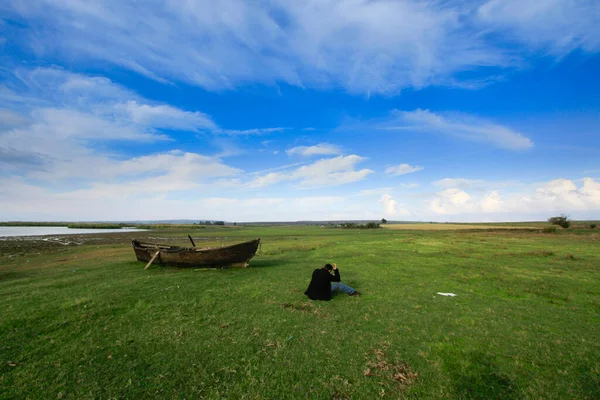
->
<box><xmin>331</xmin><ymin>282</ymin><xmax>356</xmax><ymax>295</ymax></box>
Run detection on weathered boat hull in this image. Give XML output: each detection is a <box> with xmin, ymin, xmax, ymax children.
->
<box><xmin>132</xmin><ymin>238</ymin><xmax>260</xmax><ymax>268</ymax></box>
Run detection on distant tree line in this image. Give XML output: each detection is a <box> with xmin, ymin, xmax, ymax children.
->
<box><xmin>0</xmin><ymin>221</ymin><xmax>68</xmax><ymax>227</ymax></box>
<box><xmin>67</xmin><ymin>223</ymin><xmax>125</xmax><ymax>229</ymax></box>
<box><xmin>196</xmin><ymin>220</ymin><xmax>225</xmax><ymax>226</ymax></box>
<box><xmin>340</xmin><ymin>222</ymin><xmax>380</xmax><ymax>229</ymax></box>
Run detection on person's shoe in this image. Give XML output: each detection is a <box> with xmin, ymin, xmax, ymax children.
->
<box><xmin>349</xmin><ymin>291</ymin><xmax>361</xmax><ymax>297</ymax></box>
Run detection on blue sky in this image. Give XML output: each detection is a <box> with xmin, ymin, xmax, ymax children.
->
<box><xmin>1</xmin><ymin>0</ymin><xmax>599</xmax><ymax>222</ymax></box>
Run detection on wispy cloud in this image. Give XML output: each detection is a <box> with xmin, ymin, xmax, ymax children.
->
<box><xmin>216</xmin><ymin>127</ymin><xmax>285</xmax><ymax>136</ymax></box>
<box><xmin>247</xmin><ymin>155</ymin><xmax>373</xmax><ymax>189</ymax></box>
<box><xmin>286</xmin><ymin>143</ymin><xmax>342</xmax><ymax>157</ymax></box>
<box><xmin>381</xmin><ymin>109</ymin><xmax>533</xmax><ymax>150</ymax></box>
<box><xmin>477</xmin><ymin>0</ymin><xmax>600</xmax><ymax>55</ymax></box>
<box><xmin>6</xmin><ymin>0</ymin><xmax>597</xmax><ymax>95</ymax></box>
<box><xmin>385</xmin><ymin>164</ymin><xmax>424</xmax><ymax>176</ymax></box>
<box><xmin>117</xmin><ymin>101</ymin><xmax>216</xmax><ymax>131</ymax></box>
<box><xmin>248</xmin><ymin>162</ymin><xmax>307</xmax><ymax>176</ymax></box>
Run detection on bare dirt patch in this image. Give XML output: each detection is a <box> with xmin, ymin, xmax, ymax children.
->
<box><xmin>364</xmin><ymin>345</ymin><xmax>418</xmax><ymax>392</ymax></box>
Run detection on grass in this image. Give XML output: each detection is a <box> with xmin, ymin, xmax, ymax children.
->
<box><xmin>381</xmin><ymin>223</ymin><xmax>540</xmax><ymax>230</ymax></box>
<box><xmin>1</xmin><ymin>226</ymin><xmax>599</xmax><ymax>399</ymax></box>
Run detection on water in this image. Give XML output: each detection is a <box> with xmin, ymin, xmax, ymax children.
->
<box><xmin>0</xmin><ymin>226</ymin><xmax>144</xmax><ymax>237</ymax></box>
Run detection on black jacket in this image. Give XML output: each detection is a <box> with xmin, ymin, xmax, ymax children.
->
<box><xmin>304</xmin><ymin>268</ymin><xmax>340</xmax><ymax>301</ymax></box>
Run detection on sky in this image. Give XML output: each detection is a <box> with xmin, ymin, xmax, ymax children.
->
<box><xmin>0</xmin><ymin>0</ymin><xmax>599</xmax><ymax>222</ymax></box>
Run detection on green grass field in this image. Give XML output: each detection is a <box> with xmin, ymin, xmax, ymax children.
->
<box><xmin>1</xmin><ymin>226</ymin><xmax>599</xmax><ymax>399</ymax></box>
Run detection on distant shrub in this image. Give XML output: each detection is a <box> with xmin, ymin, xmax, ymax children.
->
<box><xmin>542</xmin><ymin>226</ymin><xmax>557</xmax><ymax>234</ymax></box>
<box><xmin>591</xmin><ymin>224</ymin><xmax>597</xmax><ymax>229</ymax></box>
<box><xmin>548</xmin><ymin>214</ymin><xmax>570</xmax><ymax>229</ymax></box>
<box><xmin>381</xmin><ymin>218</ymin><xmax>387</xmax><ymax>224</ymax></box>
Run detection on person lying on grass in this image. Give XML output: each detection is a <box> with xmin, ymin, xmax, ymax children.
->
<box><xmin>304</xmin><ymin>263</ymin><xmax>360</xmax><ymax>301</ymax></box>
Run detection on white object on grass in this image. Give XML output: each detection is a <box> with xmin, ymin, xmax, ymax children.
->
<box><xmin>437</xmin><ymin>292</ymin><xmax>457</xmax><ymax>297</ymax></box>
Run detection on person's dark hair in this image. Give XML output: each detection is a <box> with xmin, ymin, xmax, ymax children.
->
<box><xmin>324</xmin><ymin>263</ymin><xmax>333</xmax><ymax>271</ymax></box>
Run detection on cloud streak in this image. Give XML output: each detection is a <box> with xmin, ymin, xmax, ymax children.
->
<box><xmin>382</xmin><ymin>109</ymin><xmax>533</xmax><ymax>150</ymax></box>
<box><xmin>216</xmin><ymin>128</ymin><xmax>285</xmax><ymax>136</ymax></box>
<box><xmin>385</xmin><ymin>164</ymin><xmax>424</xmax><ymax>176</ymax></box>
<box><xmin>286</xmin><ymin>143</ymin><xmax>342</xmax><ymax>157</ymax></box>
<box><xmin>247</xmin><ymin>155</ymin><xmax>373</xmax><ymax>189</ymax></box>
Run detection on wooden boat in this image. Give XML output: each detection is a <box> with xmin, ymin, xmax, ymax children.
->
<box><xmin>132</xmin><ymin>238</ymin><xmax>260</xmax><ymax>268</ymax></box>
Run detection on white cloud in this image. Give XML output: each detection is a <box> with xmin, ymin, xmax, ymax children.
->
<box><xmin>6</xmin><ymin>1</ymin><xmax>597</xmax><ymax>95</ymax></box>
<box><xmin>8</xmin><ymin>0</ymin><xmax>596</xmax><ymax>95</ymax></box>
<box><xmin>247</xmin><ymin>155</ymin><xmax>373</xmax><ymax>189</ymax></box>
<box><xmin>378</xmin><ymin>194</ymin><xmax>411</xmax><ymax>217</ymax></box>
<box><xmin>523</xmin><ymin>178</ymin><xmax>599</xmax><ymax>211</ymax></box>
<box><xmin>292</xmin><ymin>155</ymin><xmax>373</xmax><ymax>188</ymax></box>
<box><xmin>117</xmin><ymin>101</ymin><xmax>216</xmax><ymax>131</ymax></box>
<box><xmin>286</xmin><ymin>143</ymin><xmax>342</xmax><ymax>157</ymax></box>
<box><xmin>29</xmin><ymin>108</ymin><xmax>168</xmax><ymax>141</ymax></box>
<box><xmin>385</xmin><ymin>163</ymin><xmax>424</xmax><ymax>176</ymax></box>
<box><xmin>477</xmin><ymin>0</ymin><xmax>600</xmax><ymax>55</ymax></box>
<box><xmin>0</xmin><ymin>68</ymin><xmax>290</xmax><ymax>189</ymax></box>
<box><xmin>480</xmin><ymin>191</ymin><xmax>504</xmax><ymax>212</ymax></box>
<box><xmin>0</xmin><ymin>107</ymin><xmax>172</xmax><ymax>180</ymax></box>
<box><xmin>196</xmin><ymin>195</ymin><xmax>385</xmax><ymax>222</ymax></box>
<box><xmin>429</xmin><ymin>188</ymin><xmax>474</xmax><ymax>214</ymax></box>
<box><xmin>427</xmin><ymin>177</ymin><xmax>600</xmax><ymax>218</ymax></box>
<box><xmin>0</xmin><ymin>185</ymin><xmax>365</xmax><ymax>221</ymax></box>
<box><xmin>246</xmin><ymin>172</ymin><xmax>286</xmax><ymax>188</ymax></box>
<box><xmin>3</xmin><ymin>175</ymin><xmax>600</xmax><ymax>222</ymax></box>
<box><xmin>380</xmin><ymin>194</ymin><xmax>398</xmax><ymax>216</ymax></box>
<box><xmin>382</xmin><ymin>109</ymin><xmax>533</xmax><ymax>150</ymax></box>
<box><xmin>4</xmin><ymin>0</ymin><xmax>499</xmax><ymax>94</ymax></box>
<box><xmin>0</xmin><ymin>109</ymin><xmax>28</xmax><ymax>128</ymax></box>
